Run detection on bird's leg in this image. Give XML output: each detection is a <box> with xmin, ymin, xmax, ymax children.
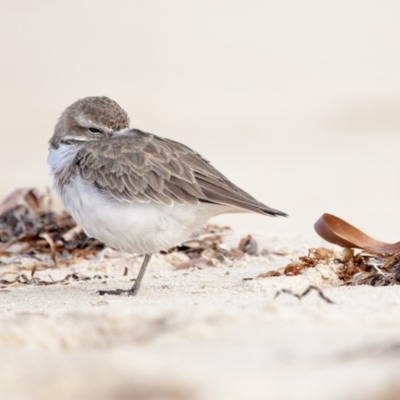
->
<box><xmin>128</xmin><ymin>254</ymin><xmax>152</xmax><ymax>294</ymax></box>
<box><xmin>98</xmin><ymin>254</ymin><xmax>152</xmax><ymax>296</ymax></box>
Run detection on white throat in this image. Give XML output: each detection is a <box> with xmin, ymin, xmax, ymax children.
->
<box><xmin>47</xmin><ymin>143</ymin><xmax>82</xmax><ymax>195</ymax></box>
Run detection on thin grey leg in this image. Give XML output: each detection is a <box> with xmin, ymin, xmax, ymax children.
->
<box><xmin>98</xmin><ymin>254</ymin><xmax>152</xmax><ymax>296</ymax></box>
<box><xmin>127</xmin><ymin>254</ymin><xmax>151</xmax><ymax>295</ymax></box>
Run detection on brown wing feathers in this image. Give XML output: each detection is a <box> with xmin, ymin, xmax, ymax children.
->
<box><xmin>75</xmin><ymin>130</ymin><xmax>287</xmax><ymax>217</ymax></box>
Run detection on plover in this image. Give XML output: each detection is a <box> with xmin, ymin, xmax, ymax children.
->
<box><xmin>48</xmin><ymin>96</ymin><xmax>287</xmax><ymax>295</ymax></box>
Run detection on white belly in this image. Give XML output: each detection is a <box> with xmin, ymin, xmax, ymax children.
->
<box><xmin>61</xmin><ymin>176</ymin><xmax>228</xmax><ymax>254</ymax></box>
<box><xmin>48</xmin><ymin>143</ymin><xmax>234</xmax><ymax>254</ymax></box>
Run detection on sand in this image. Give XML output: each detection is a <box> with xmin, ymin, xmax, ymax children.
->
<box><xmin>1</xmin><ymin>233</ymin><xmax>399</xmax><ymax>400</ymax></box>
<box><xmin>2</xmin><ymin>1</ymin><xmax>400</xmax><ymax>399</ymax></box>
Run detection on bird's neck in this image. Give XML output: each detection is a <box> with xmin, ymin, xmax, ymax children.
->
<box><xmin>47</xmin><ymin>142</ymin><xmax>82</xmax><ymax>195</ymax></box>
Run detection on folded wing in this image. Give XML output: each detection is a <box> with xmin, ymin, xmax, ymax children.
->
<box><xmin>75</xmin><ymin>129</ymin><xmax>287</xmax><ymax>217</ymax></box>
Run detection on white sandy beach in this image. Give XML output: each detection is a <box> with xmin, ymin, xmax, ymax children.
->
<box><xmin>1</xmin><ymin>235</ymin><xmax>400</xmax><ymax>400</ymax></box>
<box><xmin>1</xmin><ymin>1</ymin><xmax>400</xmax><ymax>399</ymax></box>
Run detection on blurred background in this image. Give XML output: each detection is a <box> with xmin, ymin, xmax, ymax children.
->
<box><xmin>1</xmin><ymin>0</ymin><xmax>400</xmax><ymax>240</ymax></box>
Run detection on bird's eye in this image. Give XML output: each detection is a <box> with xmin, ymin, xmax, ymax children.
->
<box><xmin>88</xmin><ymin>127</ymin><xmax>102</xmax><ymax>134</ymax></box>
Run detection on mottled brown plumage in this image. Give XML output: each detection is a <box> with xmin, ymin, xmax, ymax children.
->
<box><xmin>74</xmin><ymin>128</ymin><xmax>287</xmax><ymax>217</ymax></box>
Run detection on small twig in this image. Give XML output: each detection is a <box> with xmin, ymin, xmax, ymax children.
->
<box><xmin>40</xmin><ymin>233</ymin><xmax>57</xmax><ymax>265</ymax></box>
<box><xmin>274</xmin><ymin>285</ymin><xmax>334</xmax><ymax>304</ymax></box>
<box><xmin>370</xmin><ymin>264</ymin><xmax>400</xmax><ymax>286</ymax></box>
<box><xmin>0</xmin><ymin>237</ymin><xmax>19</xmax><ymax>255</ymax></box>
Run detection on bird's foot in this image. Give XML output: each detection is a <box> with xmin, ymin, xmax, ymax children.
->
<box><xmin>97</xmin><ymin>287</ymin><xmax>138</xmax><ymax>296</ymax></box>
<box><xmin>97</xmin><ymin>254</ymin><xmax>151</xmax><ymax>297</ymax></box>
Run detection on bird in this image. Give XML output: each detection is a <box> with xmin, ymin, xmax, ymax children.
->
<box><xmin>48</xmin><ymin>96</ymin><xmax>287</xmax><ymax>296</ymax></box>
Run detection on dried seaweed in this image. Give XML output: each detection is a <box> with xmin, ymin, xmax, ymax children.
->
<box><xmin>170</xmin><ymin>225</ymin><xmax>247</xmax><ymax>269</ymax></box>
<box><xmin>259</xmin><ymin>246</ymin><xmax>400</xmax><ymax>287</ymax></box>
<box><xmin>0</xmin><ymin>188</ymin><xmax>104</xmax><ymax>265</ymax></box>
<box><xmin>0</xmin><ymin>272</ymin><xmax>92</xmax><ymax>288</ymax></box>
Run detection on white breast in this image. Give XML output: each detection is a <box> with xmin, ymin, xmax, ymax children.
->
<box><xmin>48</xmin><ymin>144</ymin><xmax>230</xmax><ymax>255</ymax></box>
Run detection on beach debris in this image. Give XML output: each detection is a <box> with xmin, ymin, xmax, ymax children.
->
<box><xmin>255</xmin><ymin>214</ymin><xmax>400</xmax><ymax>287</ymax></box>
<box><xmin>282</xmin><ymin>247</ymin><xmax>335</xmax><ymax>276</ymax></box>
<box><xmin>315</xmin><ymin>213</ymin><xmax>400</xmax><ymax>254</ymax></box>
<box><xmin>171</xmin><ymin>225</ymin><xmax>253</xmax><ymax>269</ymax></box>
<box><xmin>259</xmin><ymin>246</ymin><xmax>400</xmax><ymax>286</ymax></box>
<box><xmin>274</xmin><ymin>285</ymin><xmax>334</xmax><ymax>304</ymax></box>
<box><xmin>314</xmin><ymin>213</ymin><xmax>400</xmax><ymax>286</ymax></box>
<box><xmin>256</xmin><ymin>247</ymin><xmax>336</xmax><ymax>278</ymax></box>
<box><xmin>237</xmin><ymin>235</ymin><xmax>258</xmax><ymax>255</ymax></box>
<box><xmin>0</xmin><ymin>188</ymin><xmax>104</xmax><ymax>264</ymax></box>
<box><xmin>0</xmin><ymin>272</ymin><xmax>92</xmax><ymax>288</ymax></box>
<box><xmin>256</xmin><ymin>270</ymin><xmax>281</xmax><ymax>278</ymax></box>
<box><xmin>171</xmin><ymin>226</ymin><xmax>230</xmax><ymax>269</ymax></box>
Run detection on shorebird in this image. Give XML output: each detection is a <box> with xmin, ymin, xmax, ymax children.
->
<box><xmin>48</xmin><ymin>96</ymin><xmax>287</xmax><ymax>295</ymax></box>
